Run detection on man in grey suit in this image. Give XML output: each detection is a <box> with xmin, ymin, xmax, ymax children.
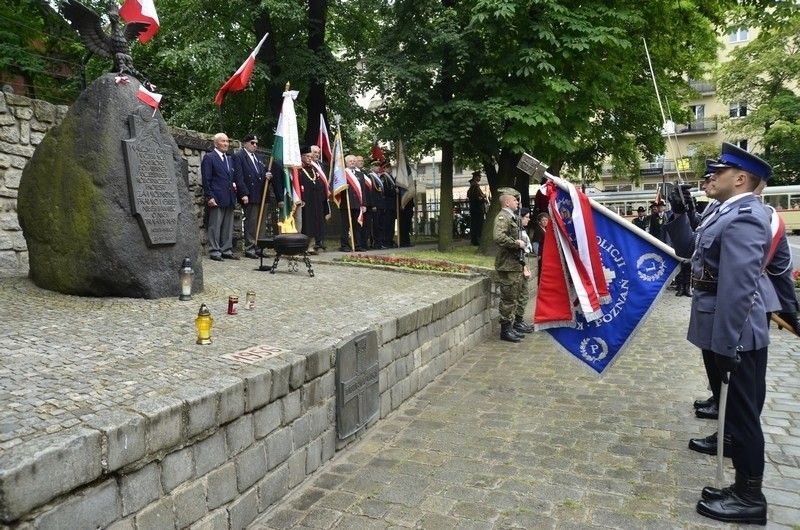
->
<box><xmin>666</xmin><ymin>142</ymin><xmax>777</xmax><ymax>525</ymax></box>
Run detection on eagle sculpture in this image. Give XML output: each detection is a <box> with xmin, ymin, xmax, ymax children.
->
<box><xmin>61</xmin><ymin>0</ymin><xmax>154</xmax><ymax>88</ymax></box>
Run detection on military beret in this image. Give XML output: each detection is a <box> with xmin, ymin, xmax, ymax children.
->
<box><xmin>242</xmin><ymin>134</ymin><xmax>257</xmax><ymax>144</ymax></box>
<box><xmin>497</xmin><ymin>187</ymin><xmax>520</xmax><ymax>198</ymax></box>
<box><xmin>300</xmin><ymin>145</ymin><xmax>311</xmax><ymax>154</ymax></box>
<box><xmin>706</xmin><ymin>141</ymin><xmax>772</xmax><ymax>181</ymax></box>
<box><xmin>637</xmin><ymin>206</ymin><xmax>645</xmax><ymax>212</ymax></box>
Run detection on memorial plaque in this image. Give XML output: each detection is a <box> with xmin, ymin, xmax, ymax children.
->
<box><xmin>123</xmin><ymin>110</ymin><xmax>181</xmax><ymax>246</ymax></box>
<box><xmin>336</xmin><ymin>331</ymin><xmax>379</xmax><ymax>439</ymax></box>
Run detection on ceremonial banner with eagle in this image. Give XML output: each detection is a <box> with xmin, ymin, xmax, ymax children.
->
<box><xmin>534</xmin><ymin>178</ymin><xmax>681</xmax><ymax>375</ymax></box>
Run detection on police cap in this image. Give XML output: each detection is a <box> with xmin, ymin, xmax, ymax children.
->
<box><xmin>706</xmin><ymin>141</ymin><xmax>772</xmax><ymax>181</ymax></box>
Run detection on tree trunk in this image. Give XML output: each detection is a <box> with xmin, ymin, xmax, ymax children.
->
<box><xmin>304</xmin><ymin>0</ymin><xmax>328</xmax><ymax>145</ymax></box>
<box><xmin>438</xmin><ymin>142</ymin><xmax>454</xmax><ymax>251</ymax></box>
<box><xmin>481</xmin><ymin>148</ymin><xmax>522</xmax><ymax>251</ymax></box>
<box><xmin>254</xmin><ymin>8</ymin><xmax>283</xmax><ymax>120</ymax></box>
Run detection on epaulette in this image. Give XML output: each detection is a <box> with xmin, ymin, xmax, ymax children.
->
<box><xmin>738</xmin><ymin>205</ymin><xmax>752</xmax><ymax>214</ymax></box>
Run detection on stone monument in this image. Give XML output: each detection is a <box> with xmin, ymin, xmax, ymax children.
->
<box><xmin>17</xmin><ymin>73</ymin><xmax>203</xmax><ymax>298</ymax></box>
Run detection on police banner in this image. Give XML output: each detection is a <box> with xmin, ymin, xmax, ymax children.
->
<box><xmin>535</xmin><ymin>179</ymin><xmax>681</xmax><ymax>375</ymax></box>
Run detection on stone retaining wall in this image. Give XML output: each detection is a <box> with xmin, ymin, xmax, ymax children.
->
<box><xmin>0</xmin><ymin>92</ymin><xmax>254</xmax><ymax>276</ymax></box>
<box><xmin>0</xmin><ymin>278</ymin><xmax>492</xmax><ymax>529</ymax></box>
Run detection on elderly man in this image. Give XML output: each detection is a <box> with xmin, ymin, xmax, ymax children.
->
<box><xmin>202</xmin><ymin>133</ymin><xmax>247</xmax><ymax>261</ymax></box>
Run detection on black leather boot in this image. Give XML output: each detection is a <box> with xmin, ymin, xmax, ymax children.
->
<box><xmin>500</xmin><ymin>322</ymin><xmax>521</xmax><ymax>343</ymax></box>
<box><xmin>697</xmin><ymin>472</ymin><xmax>767</xmax><ymax>525</ymax></box>
<box><xmin>513</xmin><ymin>316</ymin><xmax>534</xmax><ymax>334</ymax></box>
<box><xmin>675</xmin><ymin>285</ymin><xmax>685</xmax><ymax>296</ymax></box>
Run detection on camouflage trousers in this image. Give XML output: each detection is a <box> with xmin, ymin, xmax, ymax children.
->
<box><xmin>496</xmin><ymin>270</ymin><xmax>522</xmax><ymax>324</ymax></box>
<box><xmin>515</xmin><ymin>276</ymin><xmax>530</xmax><ymax>319</ymax></box>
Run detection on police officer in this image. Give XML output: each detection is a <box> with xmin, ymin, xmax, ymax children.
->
<box><xmin>681</xmin><ymin>165</ymin><xmax>800</xmax><ymax>453</ymax></box>
<box><xmin>665</xmin><ymin>142</ymin><xmax>777</xmax><ymax>525</ymax></box>
<box><xmin>493</xmin><ymin>188</ymin><xmax>527</xmax><ymax>342</ymax></box>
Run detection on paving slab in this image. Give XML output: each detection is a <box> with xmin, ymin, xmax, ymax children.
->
<box><xmin>248</xmin><ymin>291</ymin><xmax>800</xmax><ymax>529</ymax></box>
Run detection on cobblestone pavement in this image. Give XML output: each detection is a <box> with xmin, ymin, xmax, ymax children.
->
<box><xmin>250</xmin><ymin>291</ymin><xmax>800</xmax><ymax>530</ymax></box>
<box><xmin>0</xmin><ymin>248</ymin><xmax>475</xmax><ymax>452</ymax></box>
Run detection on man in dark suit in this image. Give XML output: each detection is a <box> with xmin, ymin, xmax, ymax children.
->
<box><xmin>339</xmin><ymin>155</ymin><xmax>365</xmax><ymax>252</ymax></box>
<box><xmin>666</xmin><ymin>142</ymin><xmax>778</xmax><ymax>525</ymax></box>
<box><xmin>233</xmin><ymin>134</ymin><xmax>271</xmax><ymax>259</ymax></box>
<box><xmin>202</xmin><ymin>133</ymin><xmax>247</xmax><ymax>261</ymax></box>
<box><xmin>380</xmin><ymin>161</ymin><xmax>398</xmax><ymax>247</ymax></box>
<box><xmin>367</xmin><ymin>160</ymin><xmax>385</xmax><ymax>249</ymax></box>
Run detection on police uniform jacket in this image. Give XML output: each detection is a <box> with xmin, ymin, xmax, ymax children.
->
<box><xmin>493</xmin><ymin>208</ymin><xmax>523</xmax><ymax>272</ymax></box>
<box><xmin>763</xmin><ymin>204</ymin><xmax>799</xmax><ymax>313</ymax></box>
<box><xmin>665</xmin><ymin>193</ymin><xmax>778</xmax><ymax>356</ymax></box>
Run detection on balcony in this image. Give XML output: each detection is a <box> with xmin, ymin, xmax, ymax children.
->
<box><xmin>674</xmin><ymin>118</ymin><xmax>718</xmax><ymax>135</ymax></box>
<box><xmin>689</xmin><ymin>80</ymin><xmax>716</xmax><ymax>94</ymax></box>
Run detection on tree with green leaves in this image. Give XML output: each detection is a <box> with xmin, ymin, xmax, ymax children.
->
<box><xmin>0</xmin><ymin>0</ymin><xmax>83</xmax><ymax>103</ymax></box>
<box><xmin>715</xmin><ymin>18</ymin><xmax>800</xmax><ymax>184</ymax></box>
<box><xmin>362</xmin><ymin>0</ymin><xmax>729</xmax><ymax>251</ymax></box>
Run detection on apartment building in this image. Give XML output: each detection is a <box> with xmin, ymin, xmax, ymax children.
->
<box><xmin>597</xmin><ymin>27</ymin><xmax>760</xmax><ymax>195</ymax></box>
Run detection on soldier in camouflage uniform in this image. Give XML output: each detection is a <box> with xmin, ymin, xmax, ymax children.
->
<box><xmin>493</xmin><ymin>188</ymin><xmax>527</xmax><ymax>342</ymax></box>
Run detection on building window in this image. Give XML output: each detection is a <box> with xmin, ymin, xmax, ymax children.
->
<box><xmin>736</xmin><ymin>139</ymin><xmax>748</xmax><ymax>151</ymax></box>
<box><xmin>729</xmin><ymin>28</ymin><xmax>749</xmax><ymax>43</ymax></box>
<box><xmin>729</xmin><ymin>101</ymin><xmax>748</xmax><ymax>118</ymax></box>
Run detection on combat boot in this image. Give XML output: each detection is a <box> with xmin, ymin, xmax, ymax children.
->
<box><xmin>500</xmin><ymin>322</ymin><xmax>521</xmax><ymax>343</ymax></box>
<box><xmin>696</xmin><ymin>472</ymin><xmax>767</xmax><ymax>525</ymax></box>
<box><xmin>513</xmin><ymin>315</ymin><xmax>534</xmax><ymax>334</ymax></box>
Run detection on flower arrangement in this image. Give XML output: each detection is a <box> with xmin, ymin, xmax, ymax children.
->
<box><xmin>339</xmin><ymin>254</ymin><xmax>472</xmax><ymax>274</ymax></box>
<box><xmin>794</xmin><ymin>269</ymin><xmax>800</xmax><ymax>289</ymax></box>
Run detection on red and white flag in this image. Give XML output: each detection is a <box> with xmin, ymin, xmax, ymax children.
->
<box><xmin>535</xmin><ymin>179</ymin><xmax>611</xmax><ymax>329</ymax></box>
<box><xmin>119</xmin><ymin>0</ymin><xmax>160</xmax><ymax>43</ymax></box>
<box><xmin>317</xmin><ymin>114</ymin><xmax>332</xmax><ymax>162</ymax></box>
<box><xmin>214</xmin><ymin>33</ymin><xmax>269</xmax><ymax>106</ymax></box>
<box><xmin>137</xmin><ymin>84</ymin><xmax>162</xmax><ymax>109</ymax></box>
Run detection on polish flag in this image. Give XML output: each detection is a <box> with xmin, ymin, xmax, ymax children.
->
<box><xmin>214</xmin><ymin>33</ymin><xmax>269</xmax><ymax>106</ymax></box>
<box><xmin>137</xmin><ymin>84</ymin><xmax>162</xmax><ymax>109</ymax></box>
<box><xmin>317</xmin><ymin>114</ymin><xmax>332</xmax><ymax>162</ymax></box>
<box><xmin>119</xmin><ymin>0</ymin><xmax>160</xmax><ymax>43</ymax></box>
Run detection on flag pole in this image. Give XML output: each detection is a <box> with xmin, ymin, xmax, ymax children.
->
<box><xmin>517</xmin><ymin>153</ymin><xmax>681</xmax><ymax>259</ymax></box>
<box><xmin>395</xmin><ymin>193</ymin><xmax>400</xmax><ymax>248</ymax></box>
<box><xmin>345</xmin><ymin>188</ymin><xmax>355</xmax><ymax>252</ymax></box>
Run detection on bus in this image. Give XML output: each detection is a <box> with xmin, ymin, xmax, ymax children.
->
<box><xmin>587</xmin><ymin>185</ymin><xmax>800</xmax><ymax>233</ymax></box>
